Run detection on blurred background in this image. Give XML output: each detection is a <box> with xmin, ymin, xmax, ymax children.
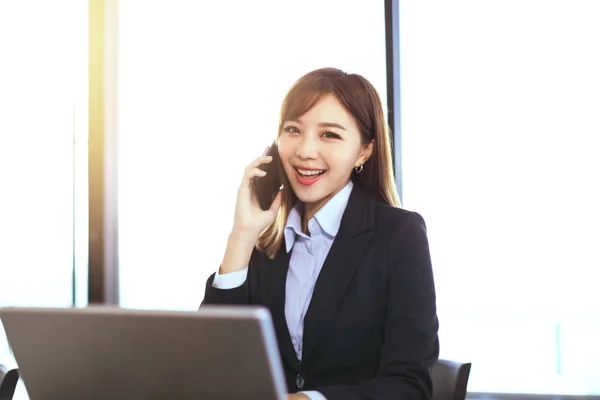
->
<box><xmin>1</xmin><ymin>0</ymin><xmax>599</xmax><ymax>398</ymax></box>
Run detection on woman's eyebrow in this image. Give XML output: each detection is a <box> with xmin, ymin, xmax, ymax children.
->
<box><xmin>318</xmin><ymin>122</ymin><xmax>346</xmax><ymax>131</ymax></box>
<box><xmin>285</xmin><ymin>120</ymin><xmax>346</xmax><ymax>131</ymax></box>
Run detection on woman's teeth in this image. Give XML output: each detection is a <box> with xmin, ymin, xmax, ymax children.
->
<box><xmin>296</xmin><ymin>168</ymin><xmax>325</xmax><ymax>176</ymax></box>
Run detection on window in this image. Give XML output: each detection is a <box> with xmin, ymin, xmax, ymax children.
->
<box><xmin>0</xmin><ymin>0</ymin><xmax>88</xmax><ymax>397</ymax></box>
<box><xmin>399</xmin><ymin>0</ymin><xmax>600</xmax><ymax>394</ymax></box>
<box><xmin>117</xmin><ymin>0</ymin><xmax>388</xmax><ymax>311</ymax></box>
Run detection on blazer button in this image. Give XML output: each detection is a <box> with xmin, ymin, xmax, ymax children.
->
<box><xmin>296</xmin><ymin>374</ymin><xmax>305</xmax><ymax>390</ymax></box>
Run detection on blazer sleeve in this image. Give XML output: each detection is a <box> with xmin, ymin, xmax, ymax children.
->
<box><xmin>201</xmin><ymin>271</ymin><xmax>250</xmax><ymax>306</ymax></box>
<box><xmin>317</xmin><ymin>212</ymin><xmax>440</xmax><ymax>400</ymax></box>
<box><xmin>200</xmin><ymin>249</ymin><xmax>258</xmax><ymax>306</ymax></box>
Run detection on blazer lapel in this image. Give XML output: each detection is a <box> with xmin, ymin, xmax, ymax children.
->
<box><xmin>301</xmin><ymin>185</ymin><xmax>376</xmax><ymax>362</ymax></box>
<box><xmin>261</xmin><ymin>248</ymin><xmax>303</xmax><ymax>373</ymax></box>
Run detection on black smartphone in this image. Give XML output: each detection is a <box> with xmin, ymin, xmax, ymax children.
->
<box><xmin>252</xmin><ymin>142</ymin><xmax>284</xmax><ymax>211</ymax></box>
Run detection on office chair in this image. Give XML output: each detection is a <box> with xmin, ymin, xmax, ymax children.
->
<box><xmin>0</xmin><ymin>364</ymin><xmax>18</xmax><ymax>400</ymax></box>
<box><xmin>432</xmin><ymin>359</ymin><xmax>472</xmax><ymax>400</ymax></box>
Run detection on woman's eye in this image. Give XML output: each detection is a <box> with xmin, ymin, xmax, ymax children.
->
<box><xmin>322</xmin><ymin>131</ymin><xmax>341</xmax><ymax>139</ymax></box>
<box><xmin>283</xmin><ymin>125</ymin><xmax>300</xmax><ymax>134</ymax></box>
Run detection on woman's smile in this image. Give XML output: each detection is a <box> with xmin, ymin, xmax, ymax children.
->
<box><xmin>294</xmin><ymin>166</ymin><xmax>327</xmax><ymax>186</ymax></box>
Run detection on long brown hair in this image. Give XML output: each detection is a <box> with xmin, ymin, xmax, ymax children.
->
<box><xmin>257</xmin><ymin>67</ymin><xmax>400</xmax><ymax>258</ymax></box>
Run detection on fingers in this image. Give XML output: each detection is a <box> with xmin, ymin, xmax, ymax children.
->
<box><xmin>240</xmin><ymin>154</ymin><xmax>273</xmax><ymax>188</ymax></box>
<box><xmin>240</xmin><ymin>166</ymin><xmax>267</xmax><ymax>189</ymax></box>
<box><xmin>247</xmin><ymin>155</ymin><xmax>273</xmax><ymax>171</ymax></box>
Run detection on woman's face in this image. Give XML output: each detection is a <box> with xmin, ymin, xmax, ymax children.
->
<box><xmin>278</xmin><ymin>94</ymin><xmax>373</xmax><ymax>217</ymax></box>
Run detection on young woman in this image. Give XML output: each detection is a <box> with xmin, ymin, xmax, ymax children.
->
<box><xmin>202</xmin><ymin>68</ymin><xmax>439</xmax><ymax>400</ymax></box>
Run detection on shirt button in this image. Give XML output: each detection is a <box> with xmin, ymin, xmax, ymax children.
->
<box><xmin>296</xmin><ymin>374</ymin><xmax>305</xmax><ymax>390</ymax></box>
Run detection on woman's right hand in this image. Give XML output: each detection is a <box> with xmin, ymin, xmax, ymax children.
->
<box><xmin>231</xmin><ymin>152</ymin><xmax>283</xmax><ymax>240</ymax></box>
<box><xmin>218</xmin><ymin>151</ymin><xmax>284</xmax><ymax>275</ymax></box>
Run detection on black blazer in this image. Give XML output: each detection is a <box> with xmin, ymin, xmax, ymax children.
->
<box><xmin>202</xmin><ymin>184</ymin><xmax>439</xmax><ymax>400</ymax></box>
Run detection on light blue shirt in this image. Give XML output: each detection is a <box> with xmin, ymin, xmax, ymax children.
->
<box><xmin>282</xmin><ymin>181</ymin><xmax>353</xmax><ymax>360</ymax></box>
<box><xmin>212</xmin><ymin>181</ymin><xmax>354</xmax><ymax>400</ymax></box>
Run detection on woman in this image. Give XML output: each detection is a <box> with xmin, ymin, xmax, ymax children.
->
<box><xmin>202</xmin><ymin>68</ymin><xmax>439</xmax><ymax>400</ymax></box>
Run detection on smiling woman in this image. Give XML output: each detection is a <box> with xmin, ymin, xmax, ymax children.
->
<box><xmin>279</xmin><ymin>93</ymin><xmax>373</xmax><ymax>220</ymax></box>
<box><xmin>257</xmin><ymin>68</ymin><xmax>400</xmax><ymax>259</ymax></box>
<box><xmin>202</xmin><ymin>68</ymin><xmax>439</xmax><ymax>400</ymax></box>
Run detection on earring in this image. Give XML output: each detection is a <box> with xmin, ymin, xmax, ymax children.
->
<box><xmin>354</xmin><ymin>165</ymin><xmax>363</xmax><ymax>174</ymax></box>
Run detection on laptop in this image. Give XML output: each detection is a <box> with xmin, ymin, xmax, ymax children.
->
<box><xmin>0</xmin><ymin>305</ymin><xmax>288</xmax><ymax>400</ymax></box>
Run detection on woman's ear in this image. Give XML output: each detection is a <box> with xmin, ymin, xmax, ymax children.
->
<box><xmin>357</xmin><ymin>140</ymin><xmax>375</xmax><ymax>166</ymax></box>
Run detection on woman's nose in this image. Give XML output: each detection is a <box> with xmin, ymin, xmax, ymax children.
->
<box><xmin>295</xmin><ymin>135</ymin><xmax>319</xmax><ymax>160</ymax></box>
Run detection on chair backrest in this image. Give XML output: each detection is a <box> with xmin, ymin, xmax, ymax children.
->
<box><xmin>0</xmin><ymin>364</ymin><xmax>19</xmax><ymax>400</ymax></box>
<box><xmin>432</xmin><ymin>359</ymin><xmax>471</xmax><ymax>400</ymax></box>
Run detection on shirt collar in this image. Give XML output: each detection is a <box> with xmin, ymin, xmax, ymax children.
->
<box><xmin>283</xmin><ymin>181</ymin><xmax>354</xmax><ymax>253</ymax></box>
